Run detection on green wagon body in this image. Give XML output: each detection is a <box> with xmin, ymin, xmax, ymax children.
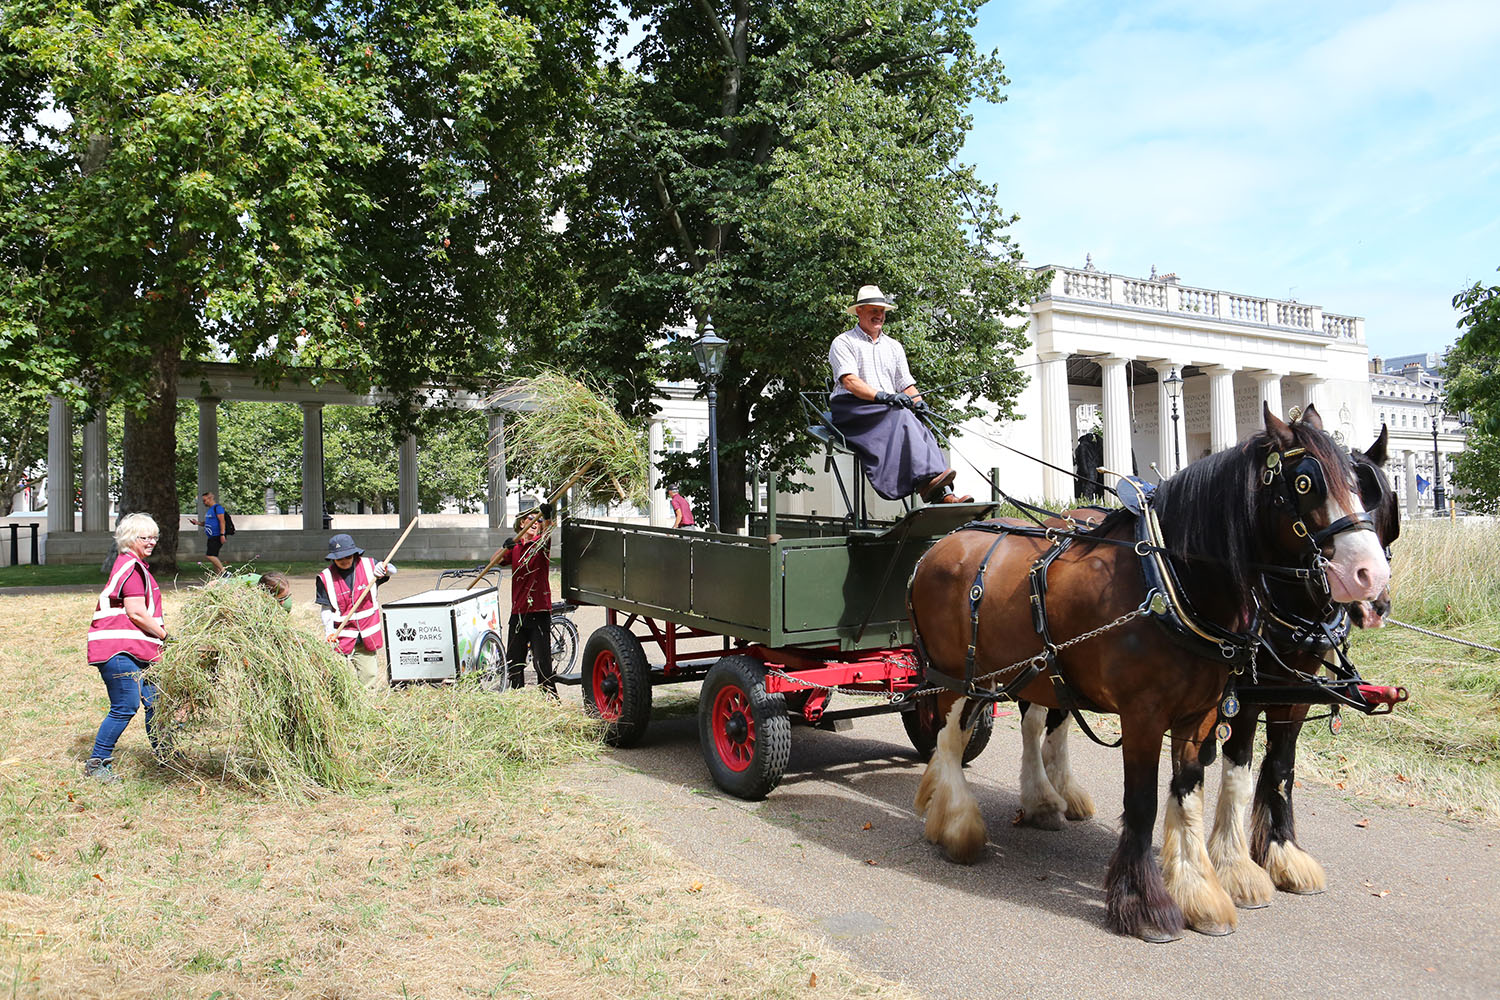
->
<box><xmin>561</xmin><ymin>505</ymin><xmax>996</xmax><ymax>650</ymax></box>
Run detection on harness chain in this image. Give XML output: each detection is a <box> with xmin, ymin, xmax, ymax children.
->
<box><xmin>1386</xmin><ymin>618</ymin><xmax>1500</xmax><ymax>655</ymax></box>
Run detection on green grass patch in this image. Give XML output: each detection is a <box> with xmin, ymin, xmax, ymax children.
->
<box><xmin>0</xmin><ymin>563</ymin><xmax>108</xmax><ymax>587</ymax></box>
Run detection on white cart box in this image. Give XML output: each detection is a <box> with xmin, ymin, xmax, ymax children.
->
<box><xmin>382</xmin><ymin>586</ymin><xmax>501</xmax><ymax>682</ymax></box>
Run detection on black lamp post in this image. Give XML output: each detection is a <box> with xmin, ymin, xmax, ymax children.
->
<box><xmin>1163</xmin><ymin>367</ymin><xmax>1183</xmax><ymax>473</ymax></box>
<box><xmin>1425</xmin><ymin>393</ymin><xmax>1446</xmax><ymax>514</ymax></box>
<box><xmin>692</xmin><ymin>317</ymin><xmax>729</xmax><ymax>530</ymax></box>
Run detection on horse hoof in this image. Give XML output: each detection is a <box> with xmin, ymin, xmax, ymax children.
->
<box><xmin>1281</xmin><ymin>886</ymin><xmax>1326</xmax><ymax>896</ymax></box>
<box><xmin>1139</xmin><ymin>926</ymin><xmax>1184</xmax><ymax>944</ymax></box>
<box><xmin>1191</xmin><ymin>921</ymin><xmax>1235</xmax><ymax>937</ymax></box>
<box><xmin>1235</xmin><ymin>899</ymin><xmax>1272</xmax><ymax>910</ymax></box>
<box><xmin>1020</xmin><ymin>807</ymin><xmax>1067</xmax><ymax>831</ymax></box>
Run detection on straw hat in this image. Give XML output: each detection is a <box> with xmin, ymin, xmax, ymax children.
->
<box><xmin>845</xmin><ymin>284</ymin><xmax>898</xmax><ymax>314</ymax></box>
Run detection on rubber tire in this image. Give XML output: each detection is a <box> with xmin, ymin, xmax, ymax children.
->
<box><xmin>468</xmin><ymin>629</ymin><xmax>508</xmax><ymax>693</ymax></box>
<box><xmin>548</xmin><ymin>614</ymin><xmax>581</xmax><ymax>679</ymax></box>
<box><xmin>698</xmin><ymin>655</ymin><xmax>792</xmax><ymax>801</ymax></box>
<box><xmin>581</xmin><ymin>624</ymin><xmax>652</xmax><ymax>747</ymax></box>
<box><xmin>902</xmin><ymin>700</ymin><xmax>994</xmax><ymax>765</ymax></box>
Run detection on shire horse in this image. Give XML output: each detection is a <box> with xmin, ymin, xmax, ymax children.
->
<box><xmin>907</xmin><ymin>406</ymin><xmax>1390</xmax><ymax>941</ymax></box>
<box><xmin>1014</xmin><ymin>422</ymin><xmax>1402</xmax><ymax>910</ymax></box>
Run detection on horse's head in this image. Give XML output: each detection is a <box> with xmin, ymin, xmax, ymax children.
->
<box><xmin>1348</xmin><ymin>425</ymin><xmax>1398</xmax><ymax>627</ymax></box>
<box><xmin>1259</xmin><ymin>404</ymin><xmax>1390</xmax><ymax>605</ymax></box>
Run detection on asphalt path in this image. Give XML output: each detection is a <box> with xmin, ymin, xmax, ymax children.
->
<box><xmin>245</xmin><ymin>568</ymin><xmax>1500</xmax><ymax>998</ymax></box>
<box><xmin>565</xmin><ymin>682</ymin><xmax>1498</xmax><ymax>999</ymax></box>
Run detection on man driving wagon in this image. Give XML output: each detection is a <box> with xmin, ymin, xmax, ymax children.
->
<box><xmin>828</xmin><ymin>285</ymin><xmax>972</xmax><ymax>505</ymax></box>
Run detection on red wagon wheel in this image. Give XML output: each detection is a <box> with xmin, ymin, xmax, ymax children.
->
<box><xmin>698</xmin><ymin>655</ymin><xmax>790</xmax><ymax>800</ymax></box>
<box><xmin>901</xmin><ymin>698</ymin><xmax>994</xmax><ymax>765</ymax></box>
<box><xmin>581</xmin><ymin>625</ymin><xmax>651</xmax><ymax>747</ymax></box>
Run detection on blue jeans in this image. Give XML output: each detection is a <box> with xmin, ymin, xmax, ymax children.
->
<box><xmin>90</xmin><ymin>653</ymin><xmax>159</xmax><ymax>761</ymax></box>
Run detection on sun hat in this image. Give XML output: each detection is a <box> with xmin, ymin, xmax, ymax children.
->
<box><xmin>845</xmin><ymin>284</ymin><xmax>898</xmax><ymax>314</ymax></box>
<box><xmin>325</xmin><ymin>533</ymin><xmax>364</xmax><ymax>560</ymax></box>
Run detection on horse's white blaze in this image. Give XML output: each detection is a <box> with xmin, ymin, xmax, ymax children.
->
<box><xmin>1207</xmin><ymin>762</ymin><xmax>1274</xmax><ymax>907</ymax></box>
<box><xmin>1041</xmin><ymin>716</ymin><xmax>1095</xmax><ymax>821</ymax></box>
<box><xmin>1321</xmin><ymin>494</ymin><xmax>1391</xmax><ymax>603</ymax></box>
<box><xmin>1160</xmin><ymin>787</ymin><xmax>1238</xmax><ymax>934</ymax></box>
<box><xmin>1019</xmin><ymin>708</ymin><xmax>1068</xmax><ymax>829</ymax></box>
<box><xmin>915</xmin><ymin>701</ymin><xmax>987</xmax><ymax>863</ymax></box>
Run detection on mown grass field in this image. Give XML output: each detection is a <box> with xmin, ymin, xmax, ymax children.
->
<box><xmin>0</xmin><ymin>591</ymin><xmax>917</xmax><ymax>1000</ymax></box>
<box><xmin>1295</xmin><ymin>518</ymin><xmax>1500</xmax><ymax>822</ymax></box>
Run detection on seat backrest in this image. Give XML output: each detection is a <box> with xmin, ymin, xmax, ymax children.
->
<box><xmin>800</xmin><ymin>391</ymin><xmax>850</xmax><ymax>452</ymax></box>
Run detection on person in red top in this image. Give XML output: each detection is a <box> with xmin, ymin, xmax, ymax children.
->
<box><xmin>500</xmin><ymin>511</ymin><xmax>555</xmax><ymax>696</ymax></box>
<box><xmin>667</xmin><ymin>486</ymin><xmax>699</xmax><ymax>529</ymax></box>
<box><xmin>85</xmin><ymin>513</ymin><xmax>169</xmax><ymax>782</ymax></box>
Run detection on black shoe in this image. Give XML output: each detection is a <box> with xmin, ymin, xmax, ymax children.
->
<box><xmin>84</xmin><ymin>757</ymin><xmax>121</xmax><ymax>784</ymax></box>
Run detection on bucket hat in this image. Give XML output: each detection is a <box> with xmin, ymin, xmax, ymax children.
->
<box><xmin>325</xmin><ymin>533</ymin><xmax>363</xmax><ymax>560</ymax></box>
<box><xmin>845</xmin><ymin>284</ymin><xmax>898</xmax><ymax>314</ymax></box>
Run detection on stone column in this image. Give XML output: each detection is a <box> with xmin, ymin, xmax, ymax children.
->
<box><xmin>1098</xmin><ymin>356</ymin><xmax>1131</xmax><ymax>489</ymax></box>
<box><xmin>196</xmin><ymin>397</ymin><xmax>220</xmax><ymax>504</ymax></box>
<box><xmin>81</xmin><ymin>410</ymin><xmax>109</xmax><ymax>532</ymax></box>
<box><xmin>1038</xmin><ymin>351</ymin><xmax>1073</xmax><ymax>502</ymax></box>
<box><xmin>1204</xmin><ymin>365</ymin><xmax>1237</xmax><ymax>453</ymax></box>
<box><xmin>46</xmin><ymin>396</ymin><xmax>74</xmax><ymax>533</ymax></box>
<box><xmin>300</xmin><ymin>402</ymin><xmax>325</xmax><ymax>532</ymax></box>
<box><xmin>486</xmin><ymin>411</ymin><xmax>507</xmax><ymax>530</ymax></box>
<box><xmin>1251</xmin><ymin>371</ymin><xmax>1283</xmax><ymax>424</ymax></box>
<box><xmin>1150</xmin><ymin>362</ymin><xmax>1184</xmax><ymax>477</ymax></box>
<box><xmin>648</xmin><ymin>417</ymin><xmax>669</xmax><ymax>525</ymax></box>
<box><xmin>1301</xmin><ymin>377</ymin><xmax>1328</xmax><ymax>419</ymax></box>
<box><xmin>398</xmin><ymin>433</ymin><xmax>418</xmax><ymax>527</ymax></box>
<box><xmin>1403</xmin><ymin>450</ymin><xmax>1419</xmax><ymax>517</ymax></box>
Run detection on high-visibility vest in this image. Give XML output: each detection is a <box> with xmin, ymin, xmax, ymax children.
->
<box><xmin>320</xmin><ymin>557</ymin><xmax>385</xmax><ymax>655</ymax></box>
<box><xmin>87</xmin><ymin>553</ymin><xmax>164</xmax><ymax>665</ymax></box>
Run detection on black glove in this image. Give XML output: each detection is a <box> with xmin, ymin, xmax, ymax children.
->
<box><xmin>541</xmin><ymin>502</ymin><xmax>555</xmax><ymax>519</ymax></box>
<box><xmin>873</xmin><ymin>391</ymin><xmax>900</xmax><ymax>406</ymax></box>
<box><xmin>502</xmin><ymin>537</ymin><xmax>515</xmax><ymax>549</ymax></box>
<box><xmin>911</xmin><ymin>397</ymin><xmax>931</xmax><ymax>415</ymax></box>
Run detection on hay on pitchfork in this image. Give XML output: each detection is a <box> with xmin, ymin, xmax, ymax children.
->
<box><xmin>503</xmin><ymin>369</ymin><xmax>649</xmax><ymax>510</ymax></box>
<box><xmin>152</xmin><ymin>579</ymin><xmax>366</xmax><ymax>796</ymax></box>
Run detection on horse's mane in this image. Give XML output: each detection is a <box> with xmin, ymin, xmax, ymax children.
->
<box><xmin>1151</xmin><ymin>419</ymin><xmax>1357</xmax><ymax>618</ymax></box>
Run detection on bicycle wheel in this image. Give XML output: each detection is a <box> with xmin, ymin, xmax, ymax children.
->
<box><xmin>550</xmin><ymin>614</ymin><xmax>580</xmax><ymax>678</ymax></box>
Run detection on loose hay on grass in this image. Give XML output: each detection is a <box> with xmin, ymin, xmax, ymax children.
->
<box><xmin>155</xmin><ymin>581</ymin><xmax>604</xmax><ymax>798</ymax></box>
<box><xmin>153</xmin><ymin>580</ymin><xmax>366</xmax><ymax>796</ymax></box>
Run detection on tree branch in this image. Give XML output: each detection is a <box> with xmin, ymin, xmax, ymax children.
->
<box><xmin>652</xmin><ymin>170</ymin><xmax>704</xmax><ymax>274</ymax></box>
<box><xmin>692</xmin><ymin>0</ymin><xmax>736</xmax><ymax>60</ymax></box>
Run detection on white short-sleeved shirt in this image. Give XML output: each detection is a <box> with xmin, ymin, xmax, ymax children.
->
<box><xmin>828</xmin><ymin>325</ymin><xmax>916</xmax><ymax>398</ymax></box>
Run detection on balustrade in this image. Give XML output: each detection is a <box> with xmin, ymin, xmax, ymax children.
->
<box><xmin>1048</xmin><ymin>266</ymin><xmax>1359</xmax><ymax>342</ymax></box>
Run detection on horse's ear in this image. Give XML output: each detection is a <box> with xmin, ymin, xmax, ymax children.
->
<box><xmin>1299</xmin><ymin>403</ymin><xmax>1325</xmax><ymax>430</ymax></box>
<box><xmin>1365</xmin><ymin>424</ymin><xmax>1389</xmax><ymax>466</ymax></box>
<box><xmin>1263</xmin><ymin>401</ymin><xmax>1295</xmax><ymax>449</ymax></box>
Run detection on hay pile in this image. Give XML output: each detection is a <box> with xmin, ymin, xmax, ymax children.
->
<box><xmin>153</xmin><ymin>579</ymin><xmax>366</xmax><ymax>795</ymax></box>
<box><xmin>504</xmin><ymin>368</ymin><xmax>649</xmax><ymax>508</ymax></box>
<box><xmin>153</xmin><ymin>579</ymin><xmax>605</xmax><ymax>798</ymax></box>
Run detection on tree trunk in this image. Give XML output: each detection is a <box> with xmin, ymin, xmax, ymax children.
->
<box><xmin>120</xmin><ymin>343</ymin><xmax>182</xmax><ymax>573</ymax></box>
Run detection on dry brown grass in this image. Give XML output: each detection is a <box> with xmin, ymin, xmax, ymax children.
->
<box><xmin>0</xmin><ymin>593</ymin><xmax>918</xmax><ymax>1000</ymax></box>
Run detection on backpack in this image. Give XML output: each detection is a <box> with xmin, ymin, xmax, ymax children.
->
<box><xmin>223</xmin><ymin>510</ymin><xmax>236</xmax><ymax>535</ymax></box>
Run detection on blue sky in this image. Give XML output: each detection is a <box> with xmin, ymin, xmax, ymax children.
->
<box><xmin>967</xmin><ymin>0</ymin><xmax>1500</xmax><ymax>357</ymax></box>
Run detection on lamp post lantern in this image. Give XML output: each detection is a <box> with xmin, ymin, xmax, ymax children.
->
<box><xmin>1163</xmin><ymin>367</ymin><xmax>1183</xmax><ymax>474</ymax></box>
<box><xmin>1424</xmin><ymin>393</ymin><xmax>1446</xmax><ymax>514</ymax></box>
<box><xmin>692</xmin><ymin>317</ymin><xmax>729</xmax><ymax>530</ymax></box>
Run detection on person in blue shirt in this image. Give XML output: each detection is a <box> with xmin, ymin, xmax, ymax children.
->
<box><xmin>188</xmin><ymin>490</ymin><xmax>228</xmax><ymax>575</ymax></box>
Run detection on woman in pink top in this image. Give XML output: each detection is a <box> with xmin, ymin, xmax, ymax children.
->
<box><xmin>85</xmin><ymin>513</ymin><xmax>169</xmax><ymax>782</ymax></box>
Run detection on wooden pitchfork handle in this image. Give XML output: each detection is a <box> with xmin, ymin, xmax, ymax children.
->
<box><xmin>331</xmin><ymin>515</ymin><xmax>421</xmax><ymax>641</ymax></box>
<box><xmin>466</xmin><ymin>461</ymin><xmax>595</xmax><ymax>591</ymax></box>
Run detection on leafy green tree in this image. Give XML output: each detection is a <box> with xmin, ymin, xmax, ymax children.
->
<box><xmin>0</xmin><ymin>0</ymin><xmax>602</xmax><ymax>567</ymax></box>
<box><xmin>172</xmin><ymin>402</ymin><xmax>303</xmax><ymax>514</ymax></box>
<box><xmin>521</xmin><ymin>0</ymin><xmax>1044</xmax><ymax>526</ymax></box>
<box><xmin>0</xmin><ymin>386</ymin><xmax>47</xmax><ymax>516</ymax></box>
<box><xmin>1445</xmin><ymin>269</ymin><xmax>1500</xmax><ymax>512</ymax></box>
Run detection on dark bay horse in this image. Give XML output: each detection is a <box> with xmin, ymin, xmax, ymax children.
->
<box><xmin>1204</xmin><ymin>425</ymin><xmax>1401</xmax><ymax>903</ymax></box>
<box><xmin>908</xmin><ymin>406</ymin><xmax>1390</xmax><ymax>941</ymax></box>
<box><xmin>1018</xmin><ymin>423</ymin><xmax>1403</xmax><ymax>910</ymax></box>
